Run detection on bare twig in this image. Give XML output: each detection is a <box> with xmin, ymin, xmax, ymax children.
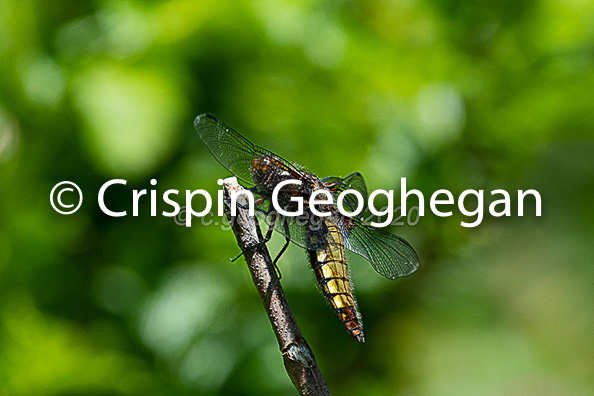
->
<box><xmin>223</xmin><ymin>177</ymin><xmax>331</xmax><ymax>396</ymax></box>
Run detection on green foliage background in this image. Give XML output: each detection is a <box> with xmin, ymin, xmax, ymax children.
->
<box><xmin>1</xmin><ymin>0</ymin><xmax>593</xmax><ymax>394</ymax></box>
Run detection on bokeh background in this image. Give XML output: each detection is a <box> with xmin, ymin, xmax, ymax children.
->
<box><xmin>1</xmin><ymin>0</ymin><xmax>593</xmax><ymax>395</ymax></box>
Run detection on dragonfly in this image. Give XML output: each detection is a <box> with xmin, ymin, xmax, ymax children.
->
<box><xmin>194</xmin><ymin>113</ymin><xmax>420</xmax><ymax>342</ymax></box>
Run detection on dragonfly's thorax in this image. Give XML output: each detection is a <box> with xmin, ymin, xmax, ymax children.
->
<box><xmin>251</xmin><ymin>155</ymin><xmax>281</xmax><ymax>187</ymax></box>
<box><xmin>252</xmin><ymin>155</ymin><xmax>315</xmax><ymax>191</ymax></box>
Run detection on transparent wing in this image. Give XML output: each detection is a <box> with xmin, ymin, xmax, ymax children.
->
<box><xmin>257</xmin><ymin>196</ymin><xmax>419</xmax><ymax>279</ymax></box>
<box><xmin>340</xmin><ymin>172</ymin><xmax>368</xmax><ymax>203</ymax></box>
<box><xmin>343</xmin><ymin>217</ymin><xmax>420</xmax><ymax>280</ymax></box>
<box><xmin>194</xmin><ymin>114</ymin><xmax>276</xmax><ymax>184</ymax></box>
<box><xmin>255</xmin><ymin>200</ymin><xmax>342</xmax><ymax>251</ymax></box>
<box><xmin>325</xmin><ymin>172</ymin><xmax>369</xmax><ymax>213</ymax></box>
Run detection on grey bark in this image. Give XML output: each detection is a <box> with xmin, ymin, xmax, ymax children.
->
<box><xmin>222</xmin><ymin>177</ymin><xmax>331</xmax><ymax>396</ymax></box>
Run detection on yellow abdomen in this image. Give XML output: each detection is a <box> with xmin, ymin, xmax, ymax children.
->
<box><xmin>308</xmin><ymin>221</ymin><xmax>364</xmax><ymax>342</ymax></box>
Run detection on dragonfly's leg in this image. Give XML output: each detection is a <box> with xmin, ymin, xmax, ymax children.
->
<box><xmin>273</xmin><ymin>237</ymin><xmax>290</xmax><ymax>265</ymax></box>
<box><xmin>271</xmin><ymin>216</ymin><xmax>293</xmax><ymax>279</ymax></box>
<box><xmin>261</xmin><ymin>210</ymin><xmax>277</xmax><ymax>242</ymax></box>
<box><xmin>230</xmin><ymin>251</ymin><xmax>243</xmax><ymax>262</ymax></box>
<box><xmin>230</xmin><ymin>210</ymin><xmax>277</xmax><ymax>262</ymax></box>
<box><xmin>271</xmin><ymin>236</ymin><xmax>290</xmax><ymax>280</ymax></box>
<box><xmin>235</xmin><ymin>196</ymin><xmax>265</xmax><ymax>210</ymax></box>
